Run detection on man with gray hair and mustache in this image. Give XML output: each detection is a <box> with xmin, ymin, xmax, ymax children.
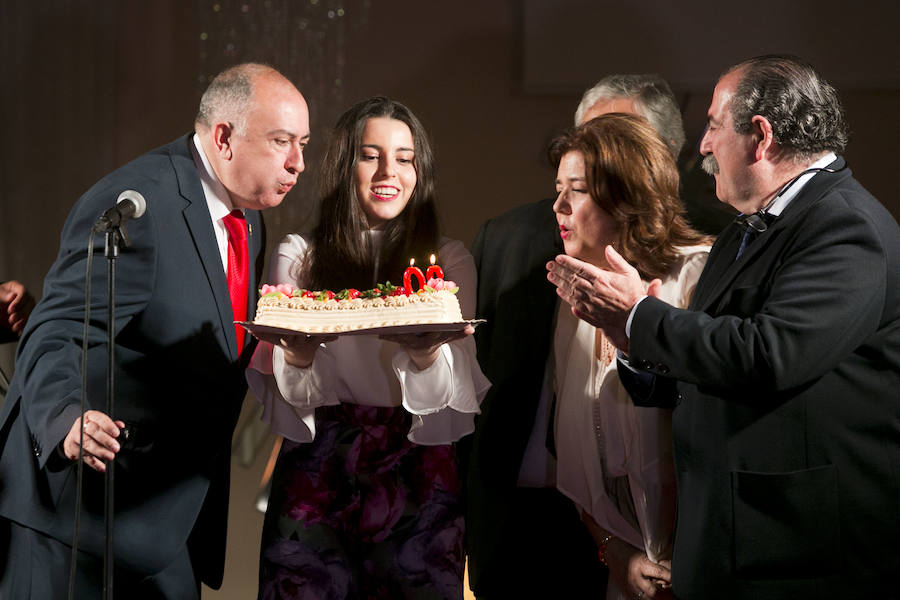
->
<box><xmin>547</xmin><ymin>54</ymin><xmax>900</xmax><ymax>598</ymax></box>
<box><xmin>464</xmin><ymin>73</ymin><xmax>691</xmax><ymax>599</ymax></box>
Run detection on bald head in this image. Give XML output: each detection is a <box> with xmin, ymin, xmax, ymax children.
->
<box><xmin>195</xmin><ymin>63</ymin><xmax>292</xmax><ymax>135</ymax></box>
<box><xmin>195</xmin><ymin>63</ymin><xmax>310</xmax><ymax>211</ymax></box>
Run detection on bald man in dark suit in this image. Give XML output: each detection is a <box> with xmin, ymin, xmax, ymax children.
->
<box><xmin>0</xmin><ymin>63</ymin><xmax>309</xmax><ymax>598</ymax></box>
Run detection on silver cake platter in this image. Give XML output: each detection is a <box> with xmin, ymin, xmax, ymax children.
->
<box><xmin>238</xmin><ymin>319</ymin><xmax>486</xmax><ymax>339</ymax></box>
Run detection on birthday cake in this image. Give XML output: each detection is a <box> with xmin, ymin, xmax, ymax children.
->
<box><xmin>252</xmin><ymin>278</ymin><xmax>464</xmax><ymax>334</ymax></box>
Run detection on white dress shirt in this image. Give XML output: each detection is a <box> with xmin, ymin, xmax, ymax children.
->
<box><xmin>190</xmin><ymin>133</ymin><xmax>241</xmax><ymax>272</ymax></box>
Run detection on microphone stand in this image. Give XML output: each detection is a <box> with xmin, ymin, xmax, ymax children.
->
<box><xmin>0</xmin><ymin>363</ymin><xmax>9</xmax><ymax>397</ymax></box>
<box><xmin>101</xmin><ymin>225</ymin><xmax>125</xmax><ymax>600</ymax></box>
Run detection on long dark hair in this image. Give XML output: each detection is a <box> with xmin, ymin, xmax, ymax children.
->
<box><xmin>549</xmin><ymin>113</ymin><xmax>712</xmax><ymax>280</ymax></box>
<box><xmin>304</xmin><ymin>96</ymin><xmax>440</xmax><ymax>290</ymax></box>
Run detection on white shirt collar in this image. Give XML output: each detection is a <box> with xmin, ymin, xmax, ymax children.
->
<box><xmin>191</xmin><ymin>133</ymin><xmax>243</xmax><ymax>272</ymax></box>
<box><xmin>190</xmin><ymin>133</ymin><xmax>239</xmax><ymax>221</ymax></box>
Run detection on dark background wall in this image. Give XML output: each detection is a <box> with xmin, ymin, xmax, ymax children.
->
<box><xmin>2</xmin><ymin>2</ymin><xmax>898</xmax><ymax>596</ymax></box>
<box><xmin>3</xmin><ymin>0</ymin><xmax>897</xmax><ymax>303</ymax></box>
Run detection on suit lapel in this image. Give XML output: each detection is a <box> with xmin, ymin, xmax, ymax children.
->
<box><xmin>170</xmin><ymin>137</ymin><xmax>240</xmax><ymax>362</ymax></box>
<box><xmin>243</xmin><ymin>209</ymin><xmax>264</xmax><ymax>356</ymax></box>
<box><xmin>689</xmin><ymin>223</ymin><xmax>742</xmax><ymax>310</ymax></box>
<box><xmin>693</xmin><ymin>220</ymin><xmax>782</xmax><ymax>312</ymax></box>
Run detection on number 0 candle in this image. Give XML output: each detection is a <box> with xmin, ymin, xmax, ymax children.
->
<box><xmin>425</xmin><ymin>253</ymin><xmax>444</xmax><ymax>281</ymax></box>
<box><xmin>403</xmin><ymin>258</ymin><xmax>426</xmax><ymax>295</ymax></box>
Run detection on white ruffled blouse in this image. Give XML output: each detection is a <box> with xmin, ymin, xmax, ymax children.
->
<box><xmin>554</xmin><ymin>245</ymin><xmax>710</xmax><ymax>569</ymax></box>
<box><xmin>246</xmin><ymin>232</ymin><xmax>490</xmax><ymax>446</ymax></box>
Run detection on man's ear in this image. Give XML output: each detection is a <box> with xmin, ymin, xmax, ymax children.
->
<box><xmin>750</xmin><ymin>115</ymin><xmax>774</xmax><ymax>162</ymax></box>
<box><xmin>212</xmin><ymin>122</ymin><xmax>234</xmax><ymax>160</ymax></box>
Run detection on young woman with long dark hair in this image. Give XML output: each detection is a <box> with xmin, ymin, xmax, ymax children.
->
<box><xmin>247</xmin><ymin>96</ymin><xmax>489</xmax><ymax>599</ymax></box>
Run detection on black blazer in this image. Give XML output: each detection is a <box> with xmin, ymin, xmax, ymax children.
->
<box><xmin>461</xmin><ymin>198</ymin><xmax>562</xmax><ymax>590</ymax></box>
<box><xmin>0</xmin><ymin>135</ymin><xmax>265</xmax><ymax>587</ymax></box>
<box><xmin>626</xmin><ymin>160</ymin><xmax>900</xmax><ymax>598</ymax></box>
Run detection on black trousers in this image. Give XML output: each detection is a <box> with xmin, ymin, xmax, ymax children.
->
<box><xmin>0</xmin><ymin>517</ymin><xmax>199</xmax><ymax>600</ymax></box>
<box><xmin>470</xmin><ymin>487</ymin><xmax>609</xmax><ymax>599</ymax></box>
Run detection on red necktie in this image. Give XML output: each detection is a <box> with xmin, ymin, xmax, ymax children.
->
<box><xmin>223</xmin><ymin>210</ymin><xmax>248</xmax><ymax>355</ymax></box>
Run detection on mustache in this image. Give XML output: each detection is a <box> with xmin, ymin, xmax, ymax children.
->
<box><xmin>701</xmin><ymin>154</ymin><xmax>719</xmax><ymax>175</ymax></box>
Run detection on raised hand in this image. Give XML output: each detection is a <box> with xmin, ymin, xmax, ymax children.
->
<box><xmin>1</xmin><ymin>280</ymin><xmax>35</xmax><ymax>336</ymax></box>
<box><xmin>547</xmin><ymin>245</ymin><xmax>659</xmax><ymax>351</ymax></box>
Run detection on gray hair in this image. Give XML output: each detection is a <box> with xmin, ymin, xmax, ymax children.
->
<box><xmin>195</xmin><ymin>63</ymin><xmax>274</xmax><ymax>135</ymax></box>
<box><xmin>726</xmin><ymin>55</ymin><xmax>848</xmax><ymax>161</ymax></box>
<box><xmin>574</xmin><ymin>73</ymin><xmax>686</xmax><ymax>159</ymax></box>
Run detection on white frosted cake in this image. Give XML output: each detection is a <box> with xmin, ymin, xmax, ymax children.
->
<box><xmin>252</xmin><ymin>281</ymin><xmax>463</xmax><ymax>333</ymax></box>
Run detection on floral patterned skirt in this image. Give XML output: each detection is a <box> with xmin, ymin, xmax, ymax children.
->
<box><xmin>258</xmin><ymin>403</ymin><xmax>465</xmax><ymax>600</ymax></box>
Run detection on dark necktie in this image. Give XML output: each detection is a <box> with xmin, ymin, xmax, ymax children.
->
<box><xmin>735</xmin><ymin>229</ymin><xmax>757</xmax><ymax>261</ymax></box>
<box><xmin>735</xmin><ymin>212</ymin><xmax>774</xmax><ymax>261</ymax></box>
<box><xmin>223</xmin><ymin>210</ymin><xmax>248</xmax><ymax>354</ymax></box>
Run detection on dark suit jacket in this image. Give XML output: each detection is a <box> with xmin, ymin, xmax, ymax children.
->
<box><xmin>462</xmin><ymin>198</ymin><xmax>563</xmax><ymax>591</ymax></box>
<box><xmin>626</xmin><ymin>160</ymin><xmax>900</xmax><ymax>598</ymax></box>
<box><xmin>0</xmin><ymin>135</ymin><xmax>265</xmax><ymax>588</ymax></box>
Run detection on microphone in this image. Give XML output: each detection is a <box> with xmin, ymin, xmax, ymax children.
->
<box><xmin>92</xmin><ymin>190</ymin><xmax>147</xmax><ymax>233</ymax></box>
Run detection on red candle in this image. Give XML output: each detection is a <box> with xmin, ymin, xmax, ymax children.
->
<box><xmin>425</xmin><ymin>254</ymin><xmax>444</xmax><ymax>281</ymax></box>
<box><xmin>403</xmin><ymin>258</ymin><xmax>426</xmax><ymax>295</ymax></box>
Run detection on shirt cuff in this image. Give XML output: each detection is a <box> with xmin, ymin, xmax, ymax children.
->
<box><xmin>625</xmin><ymin>295</ymin><xmax>648</xmax><ymax>338</ymax></box>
